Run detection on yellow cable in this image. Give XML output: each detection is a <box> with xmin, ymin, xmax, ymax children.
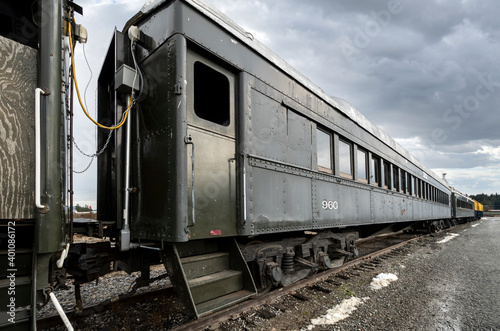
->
<box><xmin>68</xmin><ymin>19</ymin><xmax>132</xmax><ymax>130</ymax></box>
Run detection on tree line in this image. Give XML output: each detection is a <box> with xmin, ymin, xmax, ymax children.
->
<box><xmin>470</xmin><ymin>193</ymin><xmax>500</xmax><ymax>211</ymax></box>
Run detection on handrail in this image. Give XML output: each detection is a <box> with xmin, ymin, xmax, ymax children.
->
<box><xmin>185</xmin><ymin>136</ymin><xmax>195</xmax><ymax>227</ymax></box>
<box><xmin>35</xmin><ymin>88</ymin><xmax>49</xmax><ymax>211</ymax></box>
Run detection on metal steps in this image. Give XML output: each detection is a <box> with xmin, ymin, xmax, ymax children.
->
<box><xmin>188</xmin><ymin>269</ymin><xmax>242</xmax><ymax>305</ymax></box>
<box><xmin>181</xmin><ymin>252</ymin><xmax>230</xmax><ymax>279</ymax></box>
<box><xmin>161</xmin><ymin>238</ymin><xmax>256</xmax><ymax>318</ymax></box>
<box><xmin>196</xmin><ymin>289</ymin><xmax>255</xmax><ymax>316</ymax></box>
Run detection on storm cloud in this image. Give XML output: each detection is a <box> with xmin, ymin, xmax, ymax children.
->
<box><xmin>72</xmin><ymin>0</ymin><xmax>500</xmax><ymax>206</ymax></box>
<box><xmin>202</xmin><ymin>0</ymin><xmax>500</xmax><ymax>194</ymax></box>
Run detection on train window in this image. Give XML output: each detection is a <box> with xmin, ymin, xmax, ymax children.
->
<box><xmin>383</xmin><ymin>161</ymin><xmax>390</xmax><ymax>189</ymax></box>
<box><xmin>400</xmin><ymin>169</ymin><xmax>406</xmax><ymax>193</ymax></box>
<box><xmin>406</xmin><ymin>173</ymin><xmax>413</xmax><ymax>195</ymax></box>
<box><xmin>316</xmin><ymin>129</ymin><xmax>332</xmax><ymax>173</ymax></box>
<box><xmin>357</xmin><ymin>149</ymin><xmax>368</xmax><ymax>183</ymax></box>
<box><xmin>339</xmin><ymin>139</ymin><xmax>353</xmax><ymax>179</ymax></box>
<box><xmin>392</xmin><ymin>166</ymin><xmax>399</xmax><ymax>191</ymax></box>
<box><xmin>371</xmin><ymin>155</ymin><xmax>381</xmax><ymax>186</ymax></box>
<box><xmin>194</xmin><ymin>61</ymin><xmax>230</xmax><ymax>126</ymax></box>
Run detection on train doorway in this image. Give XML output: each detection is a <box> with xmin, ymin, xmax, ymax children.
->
<box><xmin>186</xmin><ymin>49</ymin><xmax>238</xmax><ymax>239</ymax></box>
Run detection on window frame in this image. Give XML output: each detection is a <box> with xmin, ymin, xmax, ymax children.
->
<box><xmin>407</xmin><ymin>173</ymin><xmax>412</xmax><ymax>195</ymax></box>
<box><xmin>400</xmin><ymin>170</ymin><xmax>406</xmax><ymax>193</ymax></box>
<box><xmin>371</xmin><ymin>155</ymin><xmax>381</xmax><ymax>187</ymax></box>
<box><xmin>338</xmin><ymin>138</ymin><xmax>354</xmax><ymax>179</ymax></box>
<box><xmin>357</xmin><ymin>148</ymin><xmax>368</xmax><ymax>183</ymax></box>
<box><xmin>392</xmin><ymin>165</ymin><xmax>399</xmax><ymax>191</ymax></box>
<box><xmin>383</xmin><ymin>161</ymin><xmax>391</xmax><ymax>189</ymax></box>
<box><xmin>186</xmin><ymin>49</ymin><xmax>236</xmax><ymax>138</ymax></box>
<box><xmin>316</xmin><ymin>128</ymin><xmax>333</xmax><ymax>174</ymax></box>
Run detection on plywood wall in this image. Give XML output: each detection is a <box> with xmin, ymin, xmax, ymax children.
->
<box><xmin>0</xmin><ymin>35</ymin><xmax>37</xmax><ymax>219</ymax></box>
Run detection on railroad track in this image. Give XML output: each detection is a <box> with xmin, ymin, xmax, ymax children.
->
<box><xmin>39</xmin><ymin>230</ymin><xmax>435</xmax><ymax>330</ymax></box>
<box><xmin>172</xmin><ymin>233</ymin><xmax>424</xmax><ymax>331</ymax></box>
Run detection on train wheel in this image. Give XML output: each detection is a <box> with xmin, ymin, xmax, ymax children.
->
<box><xmin>428</xmin><ymin>221</ymin><xmax>441</xmax><ymax>233</ymax></box>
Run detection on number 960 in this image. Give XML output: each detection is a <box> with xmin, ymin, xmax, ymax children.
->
<box><xmin>322</xmin><ymin>200</ymin><xmax>338</xmax><ymax>210</ymax></box>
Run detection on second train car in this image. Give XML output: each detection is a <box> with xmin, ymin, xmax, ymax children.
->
<box><xmin>93</xmin><ymin>0</ymin><xmax>468</xmax><ymax>317</ymax></box>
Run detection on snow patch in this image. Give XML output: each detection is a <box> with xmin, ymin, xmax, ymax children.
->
<box><xmin>306</xmin><ymin>296</ymin><xmax>369</xmax><ymax>329</ymax></box>
<box><xmin>437</xmin><ymin>233</ymin><xmax>459</xmax><ymax>244</ymax></box>
<box><xmin>471</xmin><ymin>223</ymin><xmax>480</xmax><ymax>227</ymax></box>
<box><xmin>370</xmin><ymin>273</ymin><xmax>398</xmax><ymax>290</ymax></box>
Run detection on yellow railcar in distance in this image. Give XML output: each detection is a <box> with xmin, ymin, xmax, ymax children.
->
<box><xmin>473</xmin><ymin>200</ymin><xmax>483</xmax><ymax>220</ymax></box>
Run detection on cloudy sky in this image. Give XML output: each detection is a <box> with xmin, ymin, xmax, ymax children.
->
<box><xmin>71</xmin><ymin>0</ymin><xmax>500</xmax><ymax>206</ymax></box>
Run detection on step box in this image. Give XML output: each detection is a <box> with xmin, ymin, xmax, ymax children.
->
<box><xmin>181</xmin><ymin>252</ymin><xmax>229</xmax><ymax>280</ymax></box>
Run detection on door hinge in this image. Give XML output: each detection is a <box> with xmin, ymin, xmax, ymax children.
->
<box><xmin>174</xmin><ymin>82</ymin><xmax>183</xmax><ymax>95</ymax></box>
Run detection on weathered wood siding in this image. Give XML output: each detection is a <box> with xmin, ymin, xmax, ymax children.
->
<box><xmin>0</xmin><ymin>35</ymin><xmax>37</xmax><ymax>219</ymax></box>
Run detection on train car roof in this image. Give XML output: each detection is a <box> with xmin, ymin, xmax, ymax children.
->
<box><xmin>451</xmin><ymin>187</ymin><xmax>473</xmax><ymax>202</ymax></box>
<box><xmin>128</xmin><ymin>0</ymin><xmax>449</xmax><ymax>189</ymax></box>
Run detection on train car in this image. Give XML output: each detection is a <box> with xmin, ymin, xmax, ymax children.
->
<box><xmin>473</xmin><ymin>199</ymin><xmax>483</xmax><ymax>220</ymax></box>
<box><xmin>0</xmin><ymin>0</ymin><xmax>75</xmax><ymax>328</ymax></box>
<box><xmin>451</xmin><ymin>190</ymin><xmax>475</xmax><ymax>223</ymax></box>
<box><xmin>93</xmin><ymin>0</ymin><xmax>453</xmax><ymax>317</ymax></box>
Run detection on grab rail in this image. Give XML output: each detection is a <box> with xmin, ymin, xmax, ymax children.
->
<box><xmin>35</xmin><ymin>88</ymin><xmax>49</xmax><ymax>211</ymax></box>
<box><xmin>185</xmin><ymin>136</ymin><xmax>195</xmax><ymax>227</ymax></box>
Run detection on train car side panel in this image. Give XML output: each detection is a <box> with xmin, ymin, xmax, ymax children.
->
<box><xmin>251</xmin><ymin>167</ymin><xmax>313</xmax><ymax>233</ymax></box>
<box><xmin>0</xmin><ymin>36</ymin><xmax>37</xmax><ymax>219</ymax></box>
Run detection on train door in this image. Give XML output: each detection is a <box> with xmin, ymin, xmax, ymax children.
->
<box><xmin>186</xmin><ymin>49</ymin><xmax>237</xmax><ymax>239</ymax></box>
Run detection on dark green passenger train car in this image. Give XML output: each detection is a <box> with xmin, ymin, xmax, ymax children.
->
<box><xmin>0</xmin><ymin>0</ymin><xmax>73</xmax><ymax>328</ymax></box>
<box><xmin>96</xmin><ymin>0</ymin><xmax>453</xmax><ymax>318</ymax></box>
